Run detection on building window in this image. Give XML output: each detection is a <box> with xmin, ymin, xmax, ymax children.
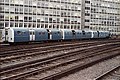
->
<box><xmin>85</xmin><ymin>7</ymin><xmax>90</xmax><ymax>10</ymax></box>
<box><xmin>85</xmin><ymin>1</ymin><xmax>90</xmax><ymax>4</ymax></box>
<box><xmin>41</xmin><ymin>24</ymin><xmax>44</xmax><ymax>28</ymax></box>
<box><xmin>24</xmin><ymin>23</ymin><xmax>27</xmax><ymax>27</ymax></box>
<box><xmin>19</xmin><ymin>23</ymin><xmax>23</xmax><ymax>27</ymax></box>
<box><xmin>85</xmin><ymin>13</ymin><xmax>90</xmax><ymax>16</ymax></box>
<box><xmin>84</xmin><ymin>26</ymin><xmax>89</xmax><ymax>28</ymax></box>
<box><xmin>85</xmin><ymin>19</ymin><xmax>90</xmax><ymax>22</ymax></box>
<box><xmin>10</xmin><ymin>22</ymin><xmax>14</xmax><ymax>27</ymax></box>
<box><xmin>0</xmin><ymin>22</ymin><xmax>4</xmax><ymax>28</ymax></box>
<box><xmin>37</xmin><ymin>24</ymin><xmax>40</xmax><ymax>28</ymax></box>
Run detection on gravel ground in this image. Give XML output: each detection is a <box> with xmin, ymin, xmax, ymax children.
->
<box><xmin>60</xmin><ymin>55</ymin><xmax>120</xmax><ymax>80</ymax></box>
<box><xmin>100</xmin><ymin>67</ymin><xmax>120</xmax><ymax>80</ymax></box>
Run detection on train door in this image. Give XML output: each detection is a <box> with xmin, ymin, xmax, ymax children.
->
<box><xmin>47</xmin><ymin>29</ymin><xmax>50</xmax><ymax>40</ymax></box>
<box><xmin>97</xmin><ymin>31</ymin><xmax>99</xmax><ymax>38</ymax></box>
<box><xmin>29</xmin><ymin>30</ymin><xmax>35</xmax><ymax>41</ymax></box>
<box><xmin>0</xmin><ymin>29</ymin><xmax>2</xmax><ymax>42</ymax></box>
<box><xmin>91</xmin><ymin>31</ymin><xmax>94</xmax><ymax>38</ymax></box>
<box><xmin>1</xmin><ymin>29</ymin><xmax>8</xmax><ymax>42</ymax></box>
<box><xmin>5</xmin><ymin>29</ymin><xmax>9</xmax><ymax>42</ymax></box>
<box><xmin>72</xmin><ymin>30</ymin><xmax>76</xmax><ymax>39</ymax></box>
<box><xmin>82</xmin><ymin>30</ymin><xmax>86</xmax><ymax>38</ymax></box>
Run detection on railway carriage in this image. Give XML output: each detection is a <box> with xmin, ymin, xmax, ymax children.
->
<box><xmin>47</xmin><ymin>29</ymin><xmax>61</xmax><ymax>40</ymax></box>
<box><xmin>34</xmin><ymin>28</ymin><xmax>48</xmax><ymax>41</ymax></box>
<box><xmin>74</xmin><ymin>30</ymin><xmax>83</xmax><ymax>39</ymax></box>
<box><xmin>98</xmin><ymin>31</ymin><xmax>110</xmax><ymax>38</ymax></box>
<box><xmin>60</xmin><ymin>29</ymin><xmax>74</xmax><ymax>40</ymax></box>
<box><xmin>7</xmin><ymin>28</ymin><xmax>30</xmax><ymax>43</ymax></box>
<box><xmin>104</xmin><ymin>31</ymin><xmax>110</xmax><ymax>38</ymax></box>
<box><xmin>29</xmin><ymin>28</ymin><xmax>48</xmax><ymax>42</ymax></box>
<box><xmin>91</xmin><ymin>31</ymin><xmax>99</xmax><ymax>39</ymax></box>
<box><xmin>81</xmin><ymin>30</ymin><xmax>92</xmax><ymax>39</ymax></box>
<box><xmin>1</xmin><ymin>27</ymin><xmax>111</xmax><ymax>44</ymax></box>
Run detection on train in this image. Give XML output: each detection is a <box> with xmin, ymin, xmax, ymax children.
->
<box><xmin>0</xmin><ymin>28</ymin><xmax>110</xmax><ymax>44</ymax></box>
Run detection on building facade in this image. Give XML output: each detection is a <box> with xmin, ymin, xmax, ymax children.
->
<box><xmin>0</xmin><ymin>0</ymin><xmax>82</xmax><ymax>29</ymax></box>
<box><xmin>0</xmin><ymin>0</ymin><xmax>120</xmax><ymax>34</ymax></box>
<box><xmin>89</xmin><ymin>0</ymin><xmax>120</xmax><ymax>34</ymax></box>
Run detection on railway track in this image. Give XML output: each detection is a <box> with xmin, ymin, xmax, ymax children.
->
<box><xmin>0</xmin><ymin>41</ymin><xmax>76</xmax><ymax>52</ymax></box>
<box><xmin>0</xmin><ymin>39</ymin><xmax>119</xmax><ymax>53</ymax></box>
<box><xmin>0</xmin><ymin>40</ymin><xmax>103</xmax><ymax>57</ymax></box>
<box><xmin>0</xmin><ymin>40</ymin><xmax>97</xmax><ymax>52</ymax></box>
<box><xmin>1</xmin><ymin>40</ymin><xmax>119</xmax><ymax>68</ymax></box>
<box><xmin>26</xmin><ymin>46</ymin><xmax>120</xmax><ymax>80</ymax></box>
<box><xmin>95</xmin><ymin>65</ymin><xmax>120</xmax><ymax>80</ymax></box>
<box><xmin>0</xmin><ymin>40</ymin><xmax>87</xmax><ymax>52</ymax></box>
<box><xmin>1</xmin><ymin>39</ymin><xmax>120</xmax><ymax>57</ymax></box>
<box><xmin>0</xmin><ymin>42</ymin><xmax>120</xmax><ymax>80</ymax></box>
<box><xmin>0</xmin><ymin>41</ymin><xmax>106</xmax><ymax>67</ymax></box>
<box><xmin>1</xmin><ymin>40</ymin><xmax>119</xmax><ymax>71</ymax></box>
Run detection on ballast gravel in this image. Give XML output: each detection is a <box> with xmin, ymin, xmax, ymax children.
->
<box><xmin>60</xmin><ymin>56</ymin><xmax>120</xmax><ymax>80</ymax></box>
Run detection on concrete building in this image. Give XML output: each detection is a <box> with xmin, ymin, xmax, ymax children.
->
<box><xmin>0</xmin><ymin>0</ymin><xmax>120</xmax><ymax>34</ymax></box>
<box><xmin>0</xmin><ymin>0</ymin><xmax>82</xmax><ymax>30</ymax></box>
<box><xmin>89</xmin><ymin>0</ymin><xmax>120</xmax><ymax>35</ymax></box>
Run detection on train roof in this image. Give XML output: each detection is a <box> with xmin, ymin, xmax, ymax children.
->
<box><xmin>48</xmin><ymin>29</ymin><xmax>61</xmax><ymax>32</ymax></box>
<box><xmin>60</xmin><ymin>29</ymin><xmax>73</xmax><ymax>32</ymax></box>
<box><xmin>74</xmin><ymin>30</ymin><xmax>82</xmax><ymax>32</ymax></box>
<box><xmin>8</xmin><ymin>28</ymin><xmax>29</xmax><ymax>31</ymax></box>
<box><xmin>33</xmin><ymin>28</ymin><xmax>48</xmax><ymax>31</ymax></box>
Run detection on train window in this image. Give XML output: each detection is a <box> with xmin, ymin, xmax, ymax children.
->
<box><xmin>72</xmin><ymin>30</ymin><xmax>75</xmax><ymax>35</ymax></box>
<box><xmin>22</xmin><ymin>31</ymin><xmax>26</xmax><ymax>34</ymax></box>
<box><xmin>39</xmin><ymin>32</ymin><xmax>42</xmax><ymax>35</ymax></box>
<box><xmin>58</xmin><ymin>32</ymin><xmax>60</xmax><ymax>34</ymax></box>
<box><xmin>30</xmin><ymin>32</ymin><xmax>32</xmax><ymax>35</ymax></box>
<box><xmin>17</xmin><ymin>31</ymin><xmax>22</xmax><ymax>35</ymax></box>
<box><xmin>88</xmin><ymin>32</ymin><xmax>91</xmax><ymax>34</ymax></box>
<box><xmin>42</xmin><ymin>32</ymin><xmax>45</xmax><ymax>35</ymax></box>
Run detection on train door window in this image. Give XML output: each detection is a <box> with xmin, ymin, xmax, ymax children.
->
<box><xmin>30</xmin><ymin>32</ymin><xmax>32</xmax><ymax>35</ymax></box>
<box><xmin>82</xmin><ymin>31</ymin><xmax>85</xmax><ymax>35</ymax></box>
<box><xmin>72</xmin><ymin>30</ymin><xmax>75</xmax><ymax>35</ymax></box>
<box><xmin>57</xmin><ymin>31</ymin><xmax>59</xmax><ymax>34</ymax></box>
<box><xmin>39</xmin><ymin>32</ymin><xmax>42</xmax><ymax>35</ymax></box>
<box><xmin>58</xmin><ymin>31</ymin><xmax>60</xmax><ymax>35</ymax></box>
<box><xmin>47</xmin><ymin>29</ymin><xmax>50</xmax><ymax>39</ymax></box>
